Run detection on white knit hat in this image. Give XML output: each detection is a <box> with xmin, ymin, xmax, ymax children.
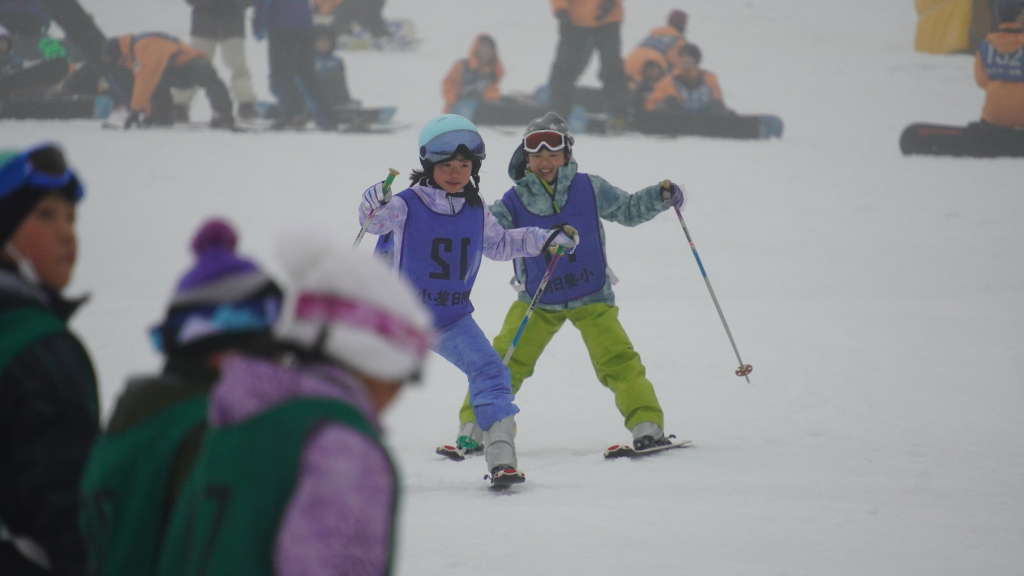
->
<box><xmin>274</xmin><ymin>225</ymin><xmax>433</xmax><ymax>381</ymax></box>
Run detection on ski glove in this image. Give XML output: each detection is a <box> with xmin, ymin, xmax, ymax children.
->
<box><xmin>543</xmin><ymin>224</ymin><xmax>579</xmax><ymax>255</ymax></box>
<box><xmin>360</xmin><ymin>181</ymin><xmax>392</xmax><ymax>212</ymax></box>
<box><xmin>660</xmin><ymin>181</ymin><xmax>687</xmax><ymax>211</ymax></box>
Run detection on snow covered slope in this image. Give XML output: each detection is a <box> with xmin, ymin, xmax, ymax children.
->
<box><xmin>3</xmin><ymin>0</ymin><xmax>1022</xmax><ymax>574</ymax></box>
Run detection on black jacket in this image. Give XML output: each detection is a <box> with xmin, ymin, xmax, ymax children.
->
<box><xmin>187</xmin><ymin>0</ymin><xmax>250</xmax><ymax>40</ymax></box>
<box><xmin>0</xmin><ymin>265</ymin><xmax>99</xmax><ymax>576</ymax></box>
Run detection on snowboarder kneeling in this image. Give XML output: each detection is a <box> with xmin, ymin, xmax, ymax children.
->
<box><xmin>101</xmin><ymin>33</ymin><xmax>235</xmax><ymax>129</ymax></box>
<box><xmin>623</xmin><ymin>9</ymin><xmax>688</xmax><ymax>87</ymax></box>
<box><xmin>974</xmin><ymin>0</ymin><xmax>1024</xmax><ymax>136</ymax></box>
<box><xmin>449</xmin><ymin>112</ymin><xmax>686</xmax><ymax>456</ymax></box>
<box><xmin>643</xmin><ymin>43</ymin><xmax>727</xmax><ymax>116</ymax></box>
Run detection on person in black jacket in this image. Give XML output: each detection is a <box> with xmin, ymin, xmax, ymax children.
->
<box><xmin>0</xmin><ymin>144</ymin><xmax>97</xmax><ymax>576</ymax></box>
<box><xmin>173</xmin><ymin>0</ymin><xmax>257</xmax><ymax>121</ymax></box>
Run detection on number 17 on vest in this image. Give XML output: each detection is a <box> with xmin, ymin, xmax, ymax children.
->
<box><xmin>502</xmin><ymin>246</ymin><xmax>566</xmax><ymax>366</ymax></box>
<box><xmin>354</xmin><ymin>168</ymin><xmax>401</xmax><ymax>248</ymax></box>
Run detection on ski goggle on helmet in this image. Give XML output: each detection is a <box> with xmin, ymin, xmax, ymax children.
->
<box><xmin>0</xmin><ymin>144</ymin><xmax>84</xmax><ymax>204</ymax></box>
<box><xmin>522</xmin><ymin>130</ymin><xmax>570</xmax><ymax>154</ymax></box>
<box><xmin>418</xmin><ymin>114</ymin><xmax>486</xmax><ymax>163</ymax></box>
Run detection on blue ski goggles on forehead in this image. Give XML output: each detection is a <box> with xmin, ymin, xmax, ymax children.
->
<box><xmin>149</xmin><ymin>294</ymin><xmax>281</xmax><ymax>353</ymax></box>
<box><xmin>0</xmin><ymin>146</ymin><xmax>84</xmax><ymax>202</ymax></box>
<box><xmin>419</xmin><ymin>129</ymin><xmax>487</xmax><ymax>163</ymax></box>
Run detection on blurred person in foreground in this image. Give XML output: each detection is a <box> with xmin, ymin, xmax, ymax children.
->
<box><xmin>156</xmin><ymin>228</ymin><xmax>433</xmax><ymax>575</ymax></box>
<box><xmin>0</xmin><ymin>144</ymin><xmax>97</xmax><ymax>576</ymax></box>
<box><xmin>79</xmin><ymin>218</ymin><xmax>283</xmax><ymax>576</ymax></box>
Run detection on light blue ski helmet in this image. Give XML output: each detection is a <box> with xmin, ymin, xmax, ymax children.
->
<box><xmin>418</xmin><ymin>114</ymin><xmax>486</xmax><ymax>163</ymax></box>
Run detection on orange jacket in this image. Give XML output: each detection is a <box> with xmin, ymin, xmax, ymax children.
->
<box><xmin>551</xmin><ymin>0</ymin><xmax>623</xmax><ymax>28</ymax></box>
<box><xmin>624</xmin><ymin>25</ymin><xmax>686</xmax><ymax>82</ymax></box>
<box><xmin>116</xmin><ymin>34</ymin><xmax>209</xmax><ymax>114</ymax></box>
<box><xmin>974</xmin><ymin>23</ymin><xmax>1024</xmax><ymax>128</ymax></box>
<box><xmin>442</xmin><ymin>35</ymin><xmax>505</xmax><ymax>113</ymax></box>
<box><xmin>644</xmin><ymin>68</ymin><xmax>723</xmax><ymax>112</ymax></box>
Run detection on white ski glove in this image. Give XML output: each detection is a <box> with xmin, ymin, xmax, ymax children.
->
<box><xmin>360</xmin><ymin>181</ymin><xmax>392</xmax><ymax>212</ymax></box>
<box><xmin>660</xmin><ymin>181</ymin><xmax>687</xmax><ymax>211</ymax></box>
<box><xmin>544</xmin><ymin>224</ymin><xmax>579</xmax><ymax>255</ymax></box>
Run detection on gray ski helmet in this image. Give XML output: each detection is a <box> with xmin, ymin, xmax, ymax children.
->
<box><xmin>523</xmin><ymin>112</ymin><xmax>574</xmax><ymax>156</ymax></box>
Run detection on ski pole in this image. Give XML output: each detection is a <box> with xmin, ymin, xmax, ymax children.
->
<box><xmin>502</xmin><ymin>246</ymin><xmax>566</xmax><ymax>366</ymax></box>
<box><xmin>353</xmin><ymin>168</ymin><xmax>400</xmax><ymax>248</ymax></box>
<box><xmin>664</xmin><ymin>181</ymin><xmax>753</xmax><ymax>383</ymax></box>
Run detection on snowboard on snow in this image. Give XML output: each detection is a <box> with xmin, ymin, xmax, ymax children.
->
<box><xmin>604</xmin><ymin>437</ymin><xmax>692</xmax><ymax>459</ymax></box>
<box><xmin>1</xmin><ymin>94</ymin><xmax>113</xmax><ymax>119</ymax></box>
<box><xmin>0</xmin><ymin>58</ymin><xmax>70</xmax><ymax>100</ymax></box>
<box><xmin>628</xmin><ymin>111</ymin><xmax>784</xmax><ymax>139</ymax></box>
<box><xmin>252</xmin><ymin>102</ymin><xmax>398</xmax><ymax>129</ymax></box>
<box><xmin>899</xmin><ymin>122</ymin><xmax>1024</xmax><ymax>158</ymax></box>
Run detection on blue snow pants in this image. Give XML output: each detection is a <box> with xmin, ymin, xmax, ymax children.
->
<box><xmin>433</xmin><ymin>314</ymin><xmax>518</xmax><ymax>431</ymax></box>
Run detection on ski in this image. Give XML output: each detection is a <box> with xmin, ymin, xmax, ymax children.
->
<box><xmin>435</xmin><ymin>444</ymin><xmax>467</xmax><ymax>461</ymax></box>
<box><xmin>486</xmin><ymin>467</ymin><xmax>525</xmax><ymax>490</ymax></box>
<box><xmin>604</xmin><ymin>437</ymin><xmax>692</xmax><ymax>459</ymax></box>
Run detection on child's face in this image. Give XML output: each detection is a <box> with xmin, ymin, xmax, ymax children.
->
<box><xmin>642</xmin><ymin>61</ymin><xmax>665</xmax><ymax>83</ymax></box>
<box><xmin>527</xmin><ymin>149</ymin><xmax>567</xmax><ymax>184</ymax></box>
<box><xmin>433</xmin><ymin>155</ymin><xmax>474</xmax><ymax>194</ymax></box>
<box><xmin>475</xmin><ymin>41</ymin><xmax>496</xmax><ymax>64</ymax></box>
<box><xmin>8</xmin><ymin>195</ymin><xmax>78</xmax><ymax>291</ymax></box>
<box><xmin>675</xmin><ymin>55</ymin><xmax>698</xmax><ymax>76</ymax></box>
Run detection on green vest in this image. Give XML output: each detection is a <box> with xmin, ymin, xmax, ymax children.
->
<box><xmin>0</xmin><ymin>307</ymin><xmax>65</xmax><ymax>376</ymax></box>
<box><xmin>156</xmin><ymin>398</ymin><xmax>394</xmax><ymax>576</ymax></box>
<box><xmin>79</xmin><ymin>395</ymin><xmax>208</xmax><ymax>576</ymax></box>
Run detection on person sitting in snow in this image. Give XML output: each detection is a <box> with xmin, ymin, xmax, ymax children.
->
<box><xmin>441</xmin><ymin>33</ymin><xmax>544</xmax><ymax>124</ymax></box>
<box><xmin>443</xmin><ymin>33</ymin><xmax>503</xmax><ymax>114</ymax></box>
<box><xmin>643</xmin><ymin>43</ymin><xmax>727</xmax><ymax>115</ymax></box>
<box><xmin>101</xmin><ymin>33</ymin><xmax>235</xmax><ymax>129</ymax></box>
<box><xmin>312</xmin><ymin>25</ymin><xmax>352</xmax><ymax>108</ymax></box>
<box><xmin>974</xmin><ymin>0</ymin><xmax>1024</xmax><ymax>131</ymax></box>
<box><xmin>0</xmin><ymin>25</ymin><xmax>25</xmax><ymax>76</ymax></box>
<box><xmin>79</xmin><ymin>218</ymin><xmax>284</xmax><ymax>576</ymax></box>
<box><xmin>446</xmin><ymin>111</ymin><xmax>686</xmax><ymax>457</ymax></box>
<box><xmin>623</xmin><ymin>9</ymin><xmax>688</xmax><ymax>87</ymax></box>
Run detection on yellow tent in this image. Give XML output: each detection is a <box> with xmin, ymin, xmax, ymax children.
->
<box><xmin>915</xmin><ymin>0</ymin><xmax>993</xmax><ymax>53</ymax></box>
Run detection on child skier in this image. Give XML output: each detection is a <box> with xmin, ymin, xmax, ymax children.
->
<box><xmin>358</xmin><ymin>114</ymin><xmax>579</xmax><ymax>485</ymax></box>
<box><xmin>449</xmin><ymin>111</ymin><xmax>686</xmax><ymax>453</ymax></box>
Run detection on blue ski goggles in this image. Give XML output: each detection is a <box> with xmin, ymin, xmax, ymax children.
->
<box><xmin>0</xmin><ymin>145</ymin><xmax>84</xmax><ymax>202</ymax></box>
<box><xmin>149</xmin><ymin>294</ymin><xmax>281</xmax><ymax>353</ymax></box>
<box><xmin>419</xmin><ymin>129</ymin><xmax>487</xmax><ymax>163</ymax></box>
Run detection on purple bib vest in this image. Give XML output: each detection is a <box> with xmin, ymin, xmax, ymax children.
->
<box><xmin>393</xmin><ymin>189</ymin><xmax>483</xmax><ymax>328</ymax></box>
<box><xmin>502</xmin><ymin>173</ymin><xmax>607</xmax><ymax>305</ymax></box>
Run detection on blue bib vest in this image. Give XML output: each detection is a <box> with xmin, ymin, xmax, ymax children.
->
<box><xmin>639</xmin><ymin>33</ymin><xmax>679</xmax><ymax>55</ymax></box>
<box><xmin>395</xmin><ymin>188</ymin><xmax>484</xmax><ymax>328</ymax></box>
<box><xmin>460</xmin><ymin>59</ymin><xmax>498</xmax><ymax>97</ymax></box>
<box><xmin>673</xmin><ymin>73</ymin><xmax>715</xmax><ymax>112</ymax></box>
<box><xmin>978</xmin><ymin>40</ymin><xmax>1024</xmax><ymax>83</ymax></box>
<box><xmin>501</xmin><ymin>173</ymin><xmax>607</xmax><ymax>305</ymax></box>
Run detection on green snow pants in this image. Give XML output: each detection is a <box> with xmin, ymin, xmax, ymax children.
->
<box><xmin>458</xmin><ymin>301</ymin><xmax>664</xmax><ymax>431</ymax></box>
